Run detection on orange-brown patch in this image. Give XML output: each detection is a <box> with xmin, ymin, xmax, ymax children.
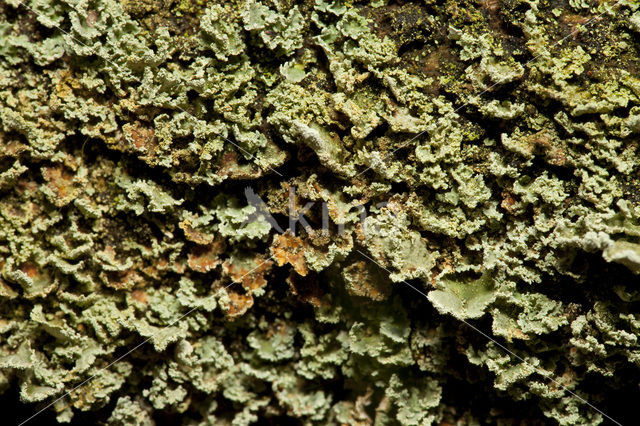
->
<box><xmin>506</xmin><ymin>326</ymin><xmax>529</xmax><ymax>341</ymax></box>
<box><xmin>17</xmin><ymin>262</ymin><xmax>55</xmax><ymax>297</ymax></box>
<box><xmin>156</xmin><ymin>258</ymin><xmax>168</xmax><ymax>269</ymax></box>
<box><xmin>480</xmin><ymin>0</ymin><xmax>501</xmax><ymax>13</ymax></box>
<box><xmin>149</xmin><ymin>256</ymin><xmax>185</xmax><ymax>274</ymax></box>
<box><xmin>53</xmin><ymin>70</ymin><xmax>74</xmax><ymax>99</ymax></box>
<box><xmin>218</xmin><ymin>150</ymin><xmax>264</xmax><ymax>179</ymax></box>
<box><xmin>179</xmin><ymin>219</ymin><xmax>215</xmax><ymax>245</ymax></box>
<box><xmin>42</xmin><ymin>164</ymin><xmax>78</xmax><ymax>206</ymax></box>
<box><xmin>560</xmin><ymin>13</ymin><xmax>592</xmax><ymax>27</ymax></box>
<box><xmin>343</xmin><ymin>261</ymin><xmax>391</xmax><ymax>301</ymax></box>
<box><xmin>225</xmin><ymin>292</ymin><xmax>254</xmax><ymax>318</ymax></box>
<box><xmin>19</xmin><ymin>262</ymin><xmax>39</xmax><ymax>279</ymax></box>
<box><xmin>86</xmin><ymin>10</ymin><xmax>99</xmax><ymax>27</ymax></box>
<box><xmin>187</xmin><ymin>240</ymin><xmax>226</xmax><ymax>273</ymax></box>
<box><xmin>221</xmin><ymin>151</ymin><xmax>238</xmax><ymax>166</ymax></box>
<box><xmin>270</xmin><ymin>232</ymin><xmax>308</xmax><ymax>276</ymax></box>
<box><xmin>131</xmin><ymin>289</ymin><xmax>147</xmax><ymax>304</ymax></box>
<box><xmin>1</xmin><ymin>141</ymin><xmax>28</xmax><ymax>157</ymax></box>
<box><xmin>524</xmin><ymin>131</ymin><xmax>567</xmax><ymax>167</ymax></box>
<box><xmin>140</xmin><ymin>263</ymin><xmax>161</xmax><ymax>280</ymax></box>
<box><xmin>222</xmin><ymin>256</ymin><xmax>272</xmax><ymax>292</ymax></box>
<box><xmin>103</xmin><ymin>269</ymin><xmax>142</xmax><ymax>290</ymax></box>
<box><xmin>501</xmin><ymin>191</ymin><xmax>517</xmax><ymax>213</ymax></box>
<box><xmin>123</xmin><ymin>122</ymin><xmax>158</xmax><ymax>160</ymax></box>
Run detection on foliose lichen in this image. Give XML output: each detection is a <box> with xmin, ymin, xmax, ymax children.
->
<box><xmin>2</xmin><ymin>0</ymin><xmax>640</xmax><ymax>424</ymax></box>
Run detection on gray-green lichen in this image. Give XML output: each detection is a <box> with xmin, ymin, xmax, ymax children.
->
<box><xmin>1</xmin><ymin>0</ymin><xmax>640</xmax><ymax>424</ymax></box>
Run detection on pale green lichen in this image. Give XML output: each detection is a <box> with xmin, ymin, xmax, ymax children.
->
<box><xmin>1</xmin><ymin>0</ymin><xmax>640</xmax><ymax>424</ymax></box>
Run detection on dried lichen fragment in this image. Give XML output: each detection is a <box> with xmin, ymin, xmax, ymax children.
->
<box><xmin>187</xmin><ymin>239</ymin><xmax>226</xmax><ymax>273</ymax></box>
<box><xmin>223</xmin><ymin>291</ymin><xmax>254</xmax><ymax>318</ymax></box>
<box><xmin>270</xmin><ymin>232</ymin><xmax>308</xmax><ymax>276</ymax></box>
<box><xmin>342</xmin><ymin>260</ymin><xmax>391</xmax><ymax>301</ymax></box>
<box><xmin>42</xmin><ymin>164</ymin><xmax>80</xmax><ymax>207</ymax></box>
<box><xmin>222</xmin><ymin>253</ymin><xmax>272</xmax><ymax>293</ymax></box>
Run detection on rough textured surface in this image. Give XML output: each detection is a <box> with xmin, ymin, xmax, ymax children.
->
<box><xmin>1</xmin><ymin>0</ymin><xmax>640</xmax><ymax>424</ymax></box>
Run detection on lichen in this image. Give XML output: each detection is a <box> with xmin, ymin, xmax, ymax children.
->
<box><xmin>1</xmin><ymin>0</ymin><xmax>640</xmax><ymax>424</ymax></box>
